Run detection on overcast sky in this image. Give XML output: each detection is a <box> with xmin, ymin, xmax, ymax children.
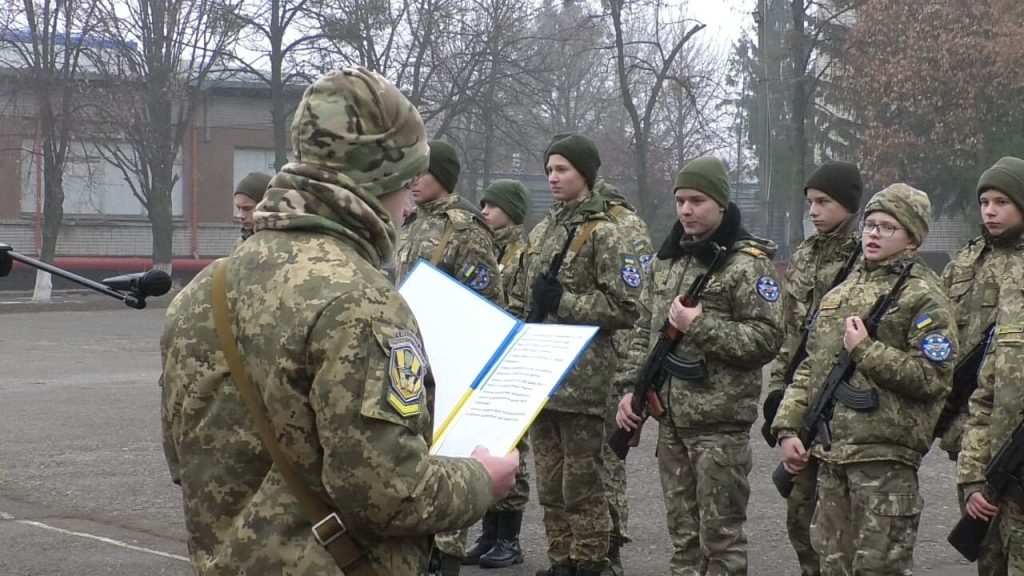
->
<box><xmin>688</xmin><ymin>0</ymin><xmax>752</xmax><ymax>51</ymax></box>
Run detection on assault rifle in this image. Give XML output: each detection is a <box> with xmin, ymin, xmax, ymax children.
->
<box><xmin>525</xmin><ymin>225</ymin><xmax>577</xmax><ymax>323</ymax></box>
<box><xmin>0</xmin><ymin>243</ymin><xmax>171</xmax><ymax>309</ymax></box>
<box><xmin>932</xmin><ymin>323</ymin><xmax>995</xmax><ymax>440</ymax></box>
<box><xmin>948</xmin><ymin>416</ymin><xmax>1024</xmax><ymax>561</ymax></box>
<box><xmin>607</xmin><ymin>243</ymin><xmax>726</xmax><ymax>460</ymax></box>
<box><xmin>762</xmin><ymin>244</ymin><xmax>862</xmax><ymax>446</ymax></box>
<box><xmin>772</xmin><ymin>262</ymin><xmax>914</xmax><ymax>497</ymax></box>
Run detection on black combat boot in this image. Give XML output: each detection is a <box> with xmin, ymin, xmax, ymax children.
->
<box><xmin>462</xmin><ymin>511</ymin><xmax>498</xmax><ymax>565</ymax></box>
<box><xmin>479</xmin><ymin>510</ymin><xmax>524</xmax><ymax>568</ymax></box>
<box><xmin>440</xmin><ymin>553</ymin><xmax>461</xmax><ymax>576</ymax></box>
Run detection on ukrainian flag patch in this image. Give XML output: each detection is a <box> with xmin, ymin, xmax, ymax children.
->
<box><xmin>914</xmin><ymin>314</ymin><xmax>933</xmax><ymax>330</ymax></box>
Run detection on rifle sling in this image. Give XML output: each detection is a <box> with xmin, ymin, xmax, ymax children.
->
<box><xmin>211</xmin><ymin>261</ymin><xmax>377</xmax><ymax>576</ymax></box>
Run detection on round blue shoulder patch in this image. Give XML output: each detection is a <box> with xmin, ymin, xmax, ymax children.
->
<box><xmin>468</xmin><ymin>265</ymin><xmax>491</xmax><ymax>292</ymax></box>
<box><xmin>756</xmin><ymin>276</ymin><xmax>780</xmax><ymax>302</ymax></box>
<box><xmin>921</xmin><ymin>332</ymin><xmax>953</xmax><ymax>362</ymax></box>
<box><xmin>621</xmin><ymin>265</ymin><xmax>642</xmax><ymax>288</ymax></box>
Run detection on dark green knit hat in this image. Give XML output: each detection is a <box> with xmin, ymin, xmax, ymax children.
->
<box><xmin>546</xmin><ymin>134</ymin><xmax>601</xmax><ymax>190</ymax></box>
<box><xmin>805</xmin><ymin>160</ymin><xmax>863</xmax><ymax>213</ymax></box>
<box><xmin>234</xmin><ymin>171</ymin><xmax>273</xmax><ymax>203</ymax></box>
<box><xmin>673</xmin><ymin>157</ymin><xmax>730</xmax><ymax>208</ymax></box>
<box><xmin>428</xmin><ymin>140</ymin><xmax>461</xmax><ymax>194</ymax></box>
<box><xmin>977</xmin><ymin>156</ymin><xmax>1024</xmax><ymax>212</ymax></box>
<box><xmin>481</xmin><ymin>179</ymin><xmax>531</xmax><ymax>225</ymax></box>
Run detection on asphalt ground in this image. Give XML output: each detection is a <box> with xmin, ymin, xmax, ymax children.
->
<box><xmin>0</xmin><ymin>293</ymin><xmax>976</xmax><ymax>575</ymax></box>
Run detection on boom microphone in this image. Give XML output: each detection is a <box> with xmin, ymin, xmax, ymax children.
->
<box><xmin>102</xmin><ymin>270</ymin><xmax>173</xmax><ymax>297</ymax></box>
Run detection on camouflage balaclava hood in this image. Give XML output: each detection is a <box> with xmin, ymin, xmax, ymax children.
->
<box><xmin>255</xmin><ymin>67</ymin><xmax>429</xmax><ymax>267</ymax></box>
<box><xmin>864</xmin><ymin>183</ymin><xmax>931</xmax><ymax>246</ymax></box>
<box><xmin>290</xmin><ymin>67</ymin><xmax>428</xmax><ymax>197</ymax></box>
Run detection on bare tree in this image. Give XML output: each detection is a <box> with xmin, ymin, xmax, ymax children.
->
<box><xmin>0</xmin><ymin>0</ymin><xmax>100</xmax><ymax>301</ymax></box>
<box><xmin>231</xmin><ymin>0</ymin><xmax>322</xmax><ymax>170</ymax></box>
<box><xmin>88</xmin><ymin>0</ymin><xmax>241</xmax><ymax>272</ymax></box>
<box><xmin>606</xmin><ymin>0</ymin><xmax>704</xmax><ymax>218</ymax></box>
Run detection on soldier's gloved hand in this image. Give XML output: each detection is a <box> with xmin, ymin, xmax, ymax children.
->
<box><xmin>531</xmin><ymin>274</ymin><xmax>564</xmax><ymax>313</ymax></box>
<box><xmin>762</xmin><ymin>389</ymin><xmax>784</xmax><ymax>423</ymax></box>
<box><xmin>760</xmin><ymin>389</ymin><xmax>784</xmax><ymax>447</ymax></box>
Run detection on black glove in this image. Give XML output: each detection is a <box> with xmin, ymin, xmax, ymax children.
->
<box><xmin>760</xmin><ymin>389</ymin><xmax>784</xmax><ymax>447</ymax></box>
<box><xmin>531</xmin><ymin>273</ymin><xmax>564</xmax><ymax>315</ymax></box>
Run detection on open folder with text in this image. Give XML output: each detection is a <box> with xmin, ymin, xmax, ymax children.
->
<box><xmin>398</xmin><ymin>261</ymin><xmax>598</xmax><ymax>458</ymax></box>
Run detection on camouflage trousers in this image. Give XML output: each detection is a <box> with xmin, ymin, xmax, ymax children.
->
<box><xmin>957</xmin><ymin>484</ymin><xmax>1006</xmax><ymax>576</ymax></box>
<box><xmin>811</xmin><ymin>460</ymin><xmax>922</xmax><ymax>576</ymax></box>
<box><xmin>787</xmin><ymin>459</ymin><xmax>820</xmax><ymax>576</ymax></box>
<box><xmin>603</xmin><ymin>400</ymin><xmax>629</xmax><ymax>576</ymax></box>
<box><xmin>492</xmin><ymin>436</ymin><xmax>531</xmax><ymax>513</ymax></box>
<box><xmin>532</xmin><ymin>410</ymin><xmax>611</xmax><ymax>571</ymax></box>
<box><xmin>657</xmin><ymin>427</ymin><xmax>752</xmax><ymax>576</ymax></box>
<box><xmin>996</xmin><ymin>483</ymin><xmax>1024</xmax><ymax>576</ymax></box>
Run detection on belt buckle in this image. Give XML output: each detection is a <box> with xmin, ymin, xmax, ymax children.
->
<box><xmin>312</xmin><ymin>512</ymin><xmax>346</xmax><ymax>547</ymax></box>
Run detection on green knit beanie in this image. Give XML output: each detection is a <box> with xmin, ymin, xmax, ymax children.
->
<box><xmin>977</xmin><ymin>156</ymin><xmax>1024</xmax><ymax>212</ymax></box>
<box><xmin>234</xmin><ymin>171</ymin><xmax>273</xmax><ymax>203</ymax></box>
<box><xmin>428</xmin><ymin>140</ymin><xmax>461</xmax><ymax>194</ymax></box>
<box><xmin>481</xmin><ymin>179</ymin><xmax>531</xmax><ymax>225</ymax></box>
<box><xmin>673</xmin><ymin>157</ymin><xmax>730</xmax><ymax>208</ymax></box>
<box><xmin>546</xmin><ymin>134</ymin><xmax>601</xmax><ymax>190</ymax></box>
<box><xmin>805</xmin><ymin>160</ymin><xmax>863</xmax><ymax>213</ymax></box>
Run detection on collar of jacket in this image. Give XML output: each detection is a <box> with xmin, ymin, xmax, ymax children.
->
<box><xmin>859</xmin><ymin>250</ymin><xmax>920</xmax><ymax>277</ymax></box>
<box><xmin>656</xmin><ymin>201</ymin><xmax>747</xmax><ymax>265</ymax></box>
<box><xmin>811</xmin><ymin>213</ymin><xmax>860</xmax><ymax>250</ymax></box>
<box><xmin>983</xmin><ymin>223</ymin><xmax>1024</xmax><ymax>249</ymax></box>
<box><xmin>494</xmin><ymin>224</ymin><xmax>524</xmax><ymax>249</ymax></box>
<box><xmin>552</xmin><ymin>189</ymin><xmax>606</xmax><ymax>225</ymax></box>
<box><xmin>419</xmin><ymin>193</ymin><xmax>460</xmax><ymax>215</ymax></box>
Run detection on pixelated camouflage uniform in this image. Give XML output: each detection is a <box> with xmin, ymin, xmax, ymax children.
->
<box><xmin>511</xmin><ymin>190</ymin><xmax>642</xmax><ymax>573</ymax></box>
<box><xmin>494</xmin><ymin>222</ymin><xmax>531</xmax><ymax>513</ymax></box>
<box><xmin>396</xmin><ymin>194</ymin><xmax>502</xmax><ymax>305</ymax></box>
<box><xmin>958</xmin><ymin>269</ymin><xmax>1024</xmax><ymax>576</ymax></box>
<box><xmin>394</xmin><ymin>192</ymin><xmax>504</xmax><ymax>567</ymax></box>
<box><xmin>940</xmin><ymin>228</ymin><xmax>1024</xmax><ymax>456</ymax></box>
<box><xmin>773</xmin><ymin>250</ymin><xmax>957</xmax><ymax>576</ymax></box>
<box><xmin>593</xmin><ymin>180</ymin><xmax>654</xmax><ymax>573</ymax></box>
<box><xmin>766</xmin><ymin>215</ymin><xmax>859</xmax><ymax>576</ymax></box>
<box><xmin>160</xmin><ymin>68</ymin><xmax>494</xmax><ymax>576</ymax></box>
<box><xmin>941</xmin><ymin>229</ymin><xmax>1024</xmax><ymax>575</ymax></box>
<box><xmin>651</xmin><ymin>203</ymin><xmax>782</xmax><ymax>576</ymax></box>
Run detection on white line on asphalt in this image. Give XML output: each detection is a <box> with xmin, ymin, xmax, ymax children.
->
<box><xmin>0</xmin><ymin>511</ymin><xmax>188</xmax><ymax>563</ymax></box>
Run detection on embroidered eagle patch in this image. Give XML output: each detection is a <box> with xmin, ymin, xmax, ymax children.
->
<box><xmin>387</xmin><ymin>331</ymin><xmax>426</xmax><ymax>417</ymax></box>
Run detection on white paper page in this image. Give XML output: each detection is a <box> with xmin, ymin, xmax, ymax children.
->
<box><xmin>430</xmin><ymin>322</ymin><xmax>598</xmax><ymax>457</ymax></box>
<box><xmin>398</xmin><ymin>261</ymin><xmax>519</xmax><ymax>433</ymax></box>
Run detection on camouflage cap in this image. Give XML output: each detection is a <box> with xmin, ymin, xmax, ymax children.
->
<box><xmin>864</xmin><ymin>183</ymin><xmax>931</xmax><ymax>245</ymax></box>
<box><xmin>290</xmin><ymin>67</ymin><xmax>428</xmax><ymax>197</ymax></box>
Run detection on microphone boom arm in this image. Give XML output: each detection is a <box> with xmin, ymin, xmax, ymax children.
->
<box><xmin>0</xmin><ymin>243</ymin><xmax>171</xmax><ymax>309</ymax></box>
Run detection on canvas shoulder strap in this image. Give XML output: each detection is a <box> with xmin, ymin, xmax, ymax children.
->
<box><xmin>210</xmin><ymin>261</ymin><xmax>377</xmax><ymax>576</ymax></box>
